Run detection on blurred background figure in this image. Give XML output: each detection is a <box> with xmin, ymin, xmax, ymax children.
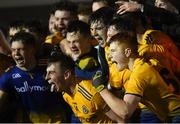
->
<box><xmin>155</xmin><ymin>0</ymin><xmax>179</xmax><ymax>14</ymax></box>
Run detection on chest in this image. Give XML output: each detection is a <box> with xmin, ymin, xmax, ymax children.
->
<box><xmin>10</xmin><ymin>70</ymin><xmax>49</xmax><ymax>93</ymax></box>
<box><xmin>64</xmin><ymin>91</ymin><xmax>96</xmax><ymax>117</ymax></box>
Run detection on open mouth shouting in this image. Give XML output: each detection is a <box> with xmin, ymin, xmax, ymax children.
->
<box><xmin>14</xmin><ymin>56</ymin><xmax>25</xmax><ymax>66</ymax></box>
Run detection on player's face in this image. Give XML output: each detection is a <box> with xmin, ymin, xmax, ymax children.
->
<box><xmin>11</xmin><ymin>41</ymin><xmax>35</xmax><ymax>69</ymax></box>
<box><xmin>54</xmin><ymin>10</ymin><xmax>75</xmax><ymax>36</ymax></box>
<box><xmin>45</xmin><ymin>62</ymin><xmax>66</xmax><ymax>92</ymax></box>
<box><xmin>66</xmin><ymin>31</ymin><xmax>91</xmax><ymax>60</ymax></box>
<box><xmin>49</xmin><ymin>15</ymin><xmax>57</xmax><ymax>34</ymax></box>
<box><xmin>110</xmin><ymin>41</ymin><xmax>129</xmax><ymax>71</ymax></box>
<box><xmin>107</xmin><ymin>25</ymin><xmax>119</xmax><ymax>43</ymax></box>
<box><xmin>90</xmin><ymin>21</ymin><xmax>107</xmax><ymax>47</ymax></box>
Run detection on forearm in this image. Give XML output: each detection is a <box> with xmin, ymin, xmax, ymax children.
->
<box><xmin>0</xmin><ymin>90</ymin><xmax>8</xmax><ymax>112</ymax></box>
<box><xmin>100</xmin><ymin>88</ymin><xmax>129</xmax><ymax>120</ymax></box>
<box><xmin>0</xmin><ymin>31</ymin><xmax>11</xmax><ymax>55</ymax></box>
<box><xmin>105</xmin><ymin>109</ymin><xmax>125</xmax><ymax>123</ymax></box>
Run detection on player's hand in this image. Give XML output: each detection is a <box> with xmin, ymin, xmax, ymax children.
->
<box><xmin>115</xmin><ymin>1</ymin><xmax>142</xmax><ymax>15</ymax></box>
<box><xmin>92</xmin><ymin>71</ymin><xmax>107</xmax><ymax>92</ymax></box>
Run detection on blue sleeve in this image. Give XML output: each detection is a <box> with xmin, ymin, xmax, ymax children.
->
<box><xmin>75</xmin><ymin>67</ymin><xmax>101</xmax><ymax>80</ymax></box>
<box><xmin>0</xmin><ymin>73</ymin><xmax>12</xmax><ymax>92</ymax></box>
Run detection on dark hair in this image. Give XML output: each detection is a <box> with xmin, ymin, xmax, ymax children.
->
<box><xmin>119</xmin><ymin>12</ymin><xmax>148</xmax><ymax>29</ymax></box>
<box><xmin>109</xmin><ymin>32</ymin><xmax>138</xmax><ymax>54</ymax></box>
<box><xmin>89</xmin><ymin>7</ymin><xmax>115</xmax><ymax>25</ymax></box>
<box><xmin>92</xmin><ymin>0</ymin><xmax>117</xmax><ymax>8</ymax></box>
<box><xmin>67</xmin><ymin>20</ymin><xmax>91</xmax><ymax>37</ymax></box>
<box><xmin>10</xmin><ymin>31</ymin><xmax>37</xmax><ymax>47</ymax></box>
<box><xmin>52</xmin><ymin>1</ymin><xmax>78</xmax><ymax>16</ymax></box>
<box><xmin>92</xmin><ymin>0</ymin><xmax>109</xmax><ymax>5</ymax></box>
<box><xmin>48</xmin><ymin>51</ymin><xmax>75</xmax><ymax>71</ymax></box>
<box><xmin>23</xmin><ymin>19</ymin><xmax>47</xmax><ymax>37</ymax></box>
<box><xmin>109</xmin><ymin>16</ymin><xmax>136</xmax><ymax>33</ymax></box>
<box><xmin>9</xmin><ymin>20</ymin><xmax>25</xmax><ymax>29</ymax></box>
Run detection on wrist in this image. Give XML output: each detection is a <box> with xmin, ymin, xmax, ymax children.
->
<box><xmin>96</xmin><ymin>84</ymin><xmax>105</xmax><ymax>92</ymax></box>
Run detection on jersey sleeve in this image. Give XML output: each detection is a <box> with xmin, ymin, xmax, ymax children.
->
<box><xmin>0</xmin><ymin>72</ymin><xmax>12</xmax><ymax>92</ymax></box>
<box><xmin>125</xmin><ymin>73</ymin><xmax>147</xmax><ymax>97</ymax></box>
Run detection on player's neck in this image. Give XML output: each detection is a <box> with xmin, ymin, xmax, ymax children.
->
<box><xmin>17</xmin><ymin>59</ymin><xmax>37</xmax><ymax>71</ymax></box>
<box><xmin>128</xmin><ymin>57</ymin><xmax>136</xmax><ymax>71</ymax></box>
<box><xmin>66</xmin><ymin>76</ymin><xmax>81</xmax><ymax>96</ymax></box>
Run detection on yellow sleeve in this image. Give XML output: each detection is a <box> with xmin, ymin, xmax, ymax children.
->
<box><xmin>125</xmin><ymin>73</ymin><xmax>147</xmax><ymax>97</ymax></box>
<box><xmin>45</xmin><ymin>32</ymin><xmax>64</xmax><ymax>45</ymax></box>
<box><xmin>109</xmin><ymin>66</ymin><xmax>131</xmax><ymax>89</ymax></box>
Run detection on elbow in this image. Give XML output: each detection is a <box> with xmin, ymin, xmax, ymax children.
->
<box><xmin>117</xmin><ymin>108</ymin><xmax>130</xmax><ymax>121</ymax></box>
<box><xmin>120</xmin><ymin>112</ymin><xmax>129</xmax><ymax>121</ymax></box>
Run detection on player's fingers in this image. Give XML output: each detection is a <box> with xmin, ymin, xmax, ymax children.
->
<box><xmin>117</xmin><ymin>9</ymin><xmax>126</xmax><ymax>15</ymax></box>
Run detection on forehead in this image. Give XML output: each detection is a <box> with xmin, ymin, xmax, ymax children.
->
<box><xmin>66</xmin><ymin>31</ymin><xmax>82</xmax><ymax>41</ymax></box>
<box><xmin>110</xmin><ymin>41</ymin><xmax>121</xmax><ymax>49</ymax></box>
<box><xmin>90</xmin><ymin>20</ymin><xmax>105</xmax><ymax>28</ymax></box>
<box><xmin>54</xmin><ymin>10</ymin><xmax>71</xmax><ymax>18</ymax></box>
<box><xmin>11</xmin><ymin>41</ymin><xmax>25</xmax><ymax>48</ymax></box>
<box><xmin>47</xmin><ymin>62</ymin><xmax>60</xmax><ymax>72</ymax></box>
<box><xmin>47</xmin><ymin>63</ymin><xmax>55</xmax><ymax>71</ymax></box>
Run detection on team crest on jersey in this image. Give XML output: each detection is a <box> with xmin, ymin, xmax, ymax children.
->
<box><xmin>12</xmin><ymin>73</ymin><xmax>22</xmax><ymax>79</ymax></box>
<box><xmin>82</xmin><ymin>105</ymin><xmax>89</xmax><ymax>114</ymax></box>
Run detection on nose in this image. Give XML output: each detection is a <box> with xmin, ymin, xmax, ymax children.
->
<box><xmin>13</xmin><ymin>49</ymin><xmax>20</xmax><ymax>55</ymax></box>
<box><xmin>67</xmin><ymin>40</ymin><xmax>75</xmax><ymax>48</ymax></box>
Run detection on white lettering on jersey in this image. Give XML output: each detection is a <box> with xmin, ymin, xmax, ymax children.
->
<box><xmin>12</xmin><ymin>73</ymin><xmax>22</xmax><ymax>79</ymax></box>
<box><xmin>15</xmin><ymin>81</ymin><xmax>49</xmax><ymax>93</ymax></box>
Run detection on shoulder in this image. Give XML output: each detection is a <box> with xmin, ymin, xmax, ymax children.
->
<box><xmin>78</xmin><ymin>80</ymin><xmax>97</xmax><ymax>99</ymax></box>
<box><xmin>1</xmin><ymin>66</ymin><xmax>16</xmax><ymax>78</ymax></box>
<box><xmin>132</xmin><ymin>58</ymin><xmax>155</xmax><ymax>76</ymax></box>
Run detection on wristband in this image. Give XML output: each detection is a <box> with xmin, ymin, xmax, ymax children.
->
<box><xmin>96</xmin><ymin>84</ymin><xmax>105</xmax><ymax>92</ymax></box>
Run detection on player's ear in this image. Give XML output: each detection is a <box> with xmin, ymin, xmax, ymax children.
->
<box><xmin>125</xmin><ymin>48</ymin><xmax>131</xmax><ymax>57</ymax></box>
<box><xmin>64</xmin><ymin>69</ymin><xmax>72</xmax><ymax>80</ymax></box>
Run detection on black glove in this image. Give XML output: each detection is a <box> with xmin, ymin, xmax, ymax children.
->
<box><xmin>97</xmin><ymin>45</ymin><xmax>109</xmax><ymax>80</ymax></box>
<box><xmin>92</xmin><ymin>71</ymin><xmax>108</xmax><ymax>92</ymax></box>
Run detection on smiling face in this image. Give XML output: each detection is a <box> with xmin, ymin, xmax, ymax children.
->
<box><xmin>66</xmin><ymin>31</ymin><xmax>91</xmax><ymax>60</ymax></box>
<box><xmin>45</xmin><ymin>62</ymin><xmax>68</xmax><ymax>92</ymax></box>
<box><xmin>90</xmin><ymin>20</ymin><xmax>107</xmax><ymax>47</ymax></box>
<box><xmin>11</xmin><ymin>41</ymin><xmax>36</xmax><ymax>70</ymax></box>
<box><xmin>109</xmin><ymin>41</ymin><xmax>129</xmax><ymax>71</ymax></box>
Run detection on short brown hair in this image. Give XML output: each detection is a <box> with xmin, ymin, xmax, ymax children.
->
<box><xmin>109</xmin><ymin>33</ymin><xmax>138</xmax><ymax>55</ymax></box>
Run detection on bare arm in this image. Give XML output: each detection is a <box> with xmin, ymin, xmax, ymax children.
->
<box><xmin>0</xmin><ymin>30</ymin><xmax>11</xmax><ymax>55</ymax></box>
<box><xmin>100</xmin><ymin>89</ymin><xmax>141</xmax><ymax>120</ymax></box>
<box><xmin>0</xmin><ymin>90</ymin><xmax>8</xmax><ymax>112</ymax></box>
<box><xmin>116</xmin><ymin>1</ymin><xmax>143</xmax><ymax>15</ymax></box>
<box><xmin>105</xmin><ymin>109</ymin><xmax>125</xmax><ymax>123</ymax></box>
